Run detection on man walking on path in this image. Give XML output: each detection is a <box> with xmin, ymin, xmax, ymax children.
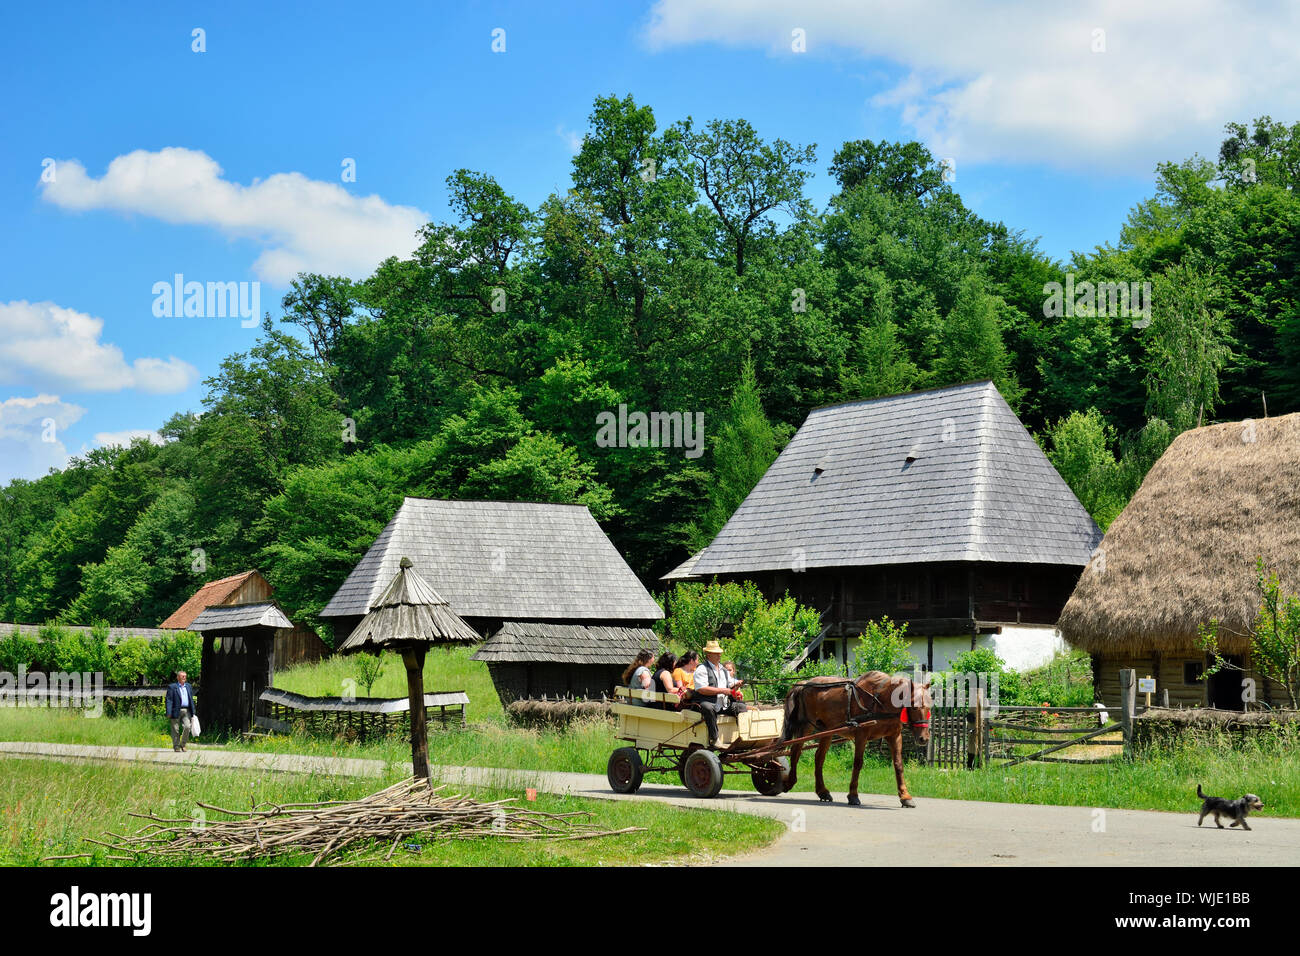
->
<box><xmin>692</xmin><ymin>640</ymin><xmax>746</xmax><ymax>747</ymax></box>
<box><xmin>165</xmin><ymin>671</ymin><xmax>198</xmax><ymax>752</ymax></box>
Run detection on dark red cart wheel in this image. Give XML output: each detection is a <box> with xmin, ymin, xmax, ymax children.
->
<box><xmin>683</xmin><ymin>749</ymin><xmax>724</xmax><ymax>798</ymax></box>
<box><xmin>750</xmin><ymin>756</ymin><xmax>790</xmax><ymax>796</ymax></box>
<box><xmin>607</xmin><ymin>747</ymin><xmax>644</xmax><ymax>794</ymax></box>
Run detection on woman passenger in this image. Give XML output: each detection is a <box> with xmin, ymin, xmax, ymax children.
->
<box><xmin>622</xmin><ymin>649</ymin><xmax>655</xmax><ymax>705</ymax></box>
<box><xmin>673</xmin><ymin>650</ymin><xmax>698</xmax><ymax>699</ymax></box>
<box><xmin>652</xmin><ymin>652</ymin><xmax>682</xmax><ymax>708</ymax></box>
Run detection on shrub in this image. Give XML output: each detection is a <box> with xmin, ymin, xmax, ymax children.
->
<box><xmin>944</xmin><ymin>646</ymin><xmax>1023</xmax><ymax>705</ymax></box>
<box><xmin>108</xmin><ymin>636</ymin><xmax>155</xmax><ymax>686</ymax></box>
<box><xmin>147</xmin><ymin>631</ymin><xmax>202</xmax><ymax>684</ymax></box>
<box><xmin>0</xmin><ymin>630</ymin><xmax>40</xmax><ymax>673</ymax></box>
<box><xmin>849</xmin><ymin>617</ymin><xmax>914</xmax><ymax>675</ymax></box>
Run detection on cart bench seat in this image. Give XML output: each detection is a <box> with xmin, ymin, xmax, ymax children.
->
<box><xmin>612</xmin><ymin>687</ymin><xmax>784</xmax><ymax>750</ymax></box>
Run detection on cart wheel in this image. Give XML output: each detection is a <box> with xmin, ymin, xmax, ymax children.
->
<box><xmin>750</xmin><ymin>757</ymin><xmax>790</xmax><ymax>796</ymax></box>
<box><xmin>677</xmin><ymin>759</ymin><xmax>688</xmax><ymax>788</ymax></box>
<box><xmin>607</xmin><ymin>747</ymin><xmax>644</xmax><ymax>794</ymax></box>
<box><xmin>682</xmin><ymin>749</ymin><xmax>724</xmax><ymax>799</ymax></box>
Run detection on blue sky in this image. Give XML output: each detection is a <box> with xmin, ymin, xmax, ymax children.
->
<box><xmin>3</xmin><ymin>0</ymin><xmax>1298</xmax><ymax>484</ymax></box>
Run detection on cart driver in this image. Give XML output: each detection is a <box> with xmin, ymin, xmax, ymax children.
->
<box><xmin>692</xmin><ymin>640</ymin><xmax>747</xmax><ymax>747</ymax></box>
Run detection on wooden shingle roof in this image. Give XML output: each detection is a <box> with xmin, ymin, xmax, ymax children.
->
<box><xmin>158</xmin><ymin>571</ymin><xmax>263</xmax><ymax>629</ymax></box>
<box><xmin>320</xmin><ymin>499</ymin><xmax>664</xmax><ymax>622</ymax></box>
<box><xmin>190</xmin><ymin>602</ymin><xmax>293</xmax><ymax>632</ymax></box>
<box><xmin>337</xmin><ymin>558</ymin><xmax>480</xmax><ymax>653</ymax></box>
<box><xmin>471</xmin><ymin>621</ymin><xmax>658</xmax><ymax>665</ymax></box>
<box><xmin>691</xmin><ymin>381</ymin><xmax>1102</xmax><ymax>576</ymax></box>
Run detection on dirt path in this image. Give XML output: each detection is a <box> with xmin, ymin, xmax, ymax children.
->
<box><xmin>4</xmin><ymin>741</ymin><xmax>1295</xmax><ymax>866</ymax></box>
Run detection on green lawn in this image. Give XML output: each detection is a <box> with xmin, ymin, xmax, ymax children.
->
<box><xmin>2</xmin><ymin>758</ymin><xmax>782</xmax><ymax>867</ymax></box>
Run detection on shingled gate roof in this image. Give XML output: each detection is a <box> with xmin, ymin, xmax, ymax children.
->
<box><xmin>158</xmin><ymin>571</ymin><xmax>263</xmax><ymax>629</ymax></box>
<box><xmin>338</xmin><ymin>557</ymin><xmax>480</xmax><ymax>653</ymax></box>
<box><xmin>1059</xmin><ymin>412</ymin><xmax>1300</xmax><ymax>654</ymax></box>
<box><xmin>320</xmin><ymin>499</ymin><xmax>664</xmax><ymax>622</ymax></box>
<box><xmin>190</xmin><ymin>602</ymin><xmax>293</xmax><ymax>632</ymax></box>
<box><xmin>690</xmin><ymin>381</ymin><xmax>1101</xmax><ymax>576</ymax></box>
<box><xmin>471</xmin><ymin>621</ymin><xmax>658</xmax><ymax>665</ymax></box>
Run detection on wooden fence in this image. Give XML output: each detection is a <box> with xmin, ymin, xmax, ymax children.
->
<box><xmin>255</xmin><ymin>687</ymin><xmax>468</xmax><ymax>741</ymax></box>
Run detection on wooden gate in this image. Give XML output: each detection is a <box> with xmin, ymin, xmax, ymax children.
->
<box><xmin>983</xmin><ymin>705</ymin><xmax>1124</xmax><ymax>767</ymax></box>
<box><xmin>926</xmin><ymin>705</ymin><xmax>973</xmax><ymax>769</ymax></box>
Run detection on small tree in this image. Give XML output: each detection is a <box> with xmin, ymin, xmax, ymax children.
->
<box><xmin>849</xmin><ymin>617</ymin><xmax>914</xmax><ymax>675</ymax></box>
<box><xmin>355</xmin><ymin>653</ymin><xmax>386</xmax><ymax>697</ymax></box>
<box><xmin>1200</xmin><ymin>558</ymin><xmax>1300</xmax><ymax>708</ymax></box>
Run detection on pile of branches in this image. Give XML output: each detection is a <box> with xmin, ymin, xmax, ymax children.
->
<box><xmin>63</xmin><ymin>777</ymin><xmax>643</xmax><ymax>866</ymax></box>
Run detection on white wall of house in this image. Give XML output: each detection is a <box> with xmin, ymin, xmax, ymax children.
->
<box><xmin>898</xmin><ymin>625</ymin><xmax>1065</xmax><ymax>673</ymax></box>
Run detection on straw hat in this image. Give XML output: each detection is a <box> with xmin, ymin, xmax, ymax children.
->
<box><xmin>702</xmin><ymin>640</ymin><xmax>724</xmax><ymax>655</ymax></box>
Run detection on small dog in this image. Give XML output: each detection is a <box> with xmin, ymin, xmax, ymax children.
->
<box><xmin>1196</xmin><ymin>784</ymin><xmax>1264</xmax><ymax>830</ymax></box>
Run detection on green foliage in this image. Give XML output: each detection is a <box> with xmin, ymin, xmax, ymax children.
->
<box><xmin>1039</xmin><ymin>408</ymin><xmax>1126</xmax><ymax>528</ymax></box>
<box><xmin>848</xmin><ymin>617</ymin><xmax>915</xmax><ymax>675</ymax></box>
<box><xmin>106</xmin><ymin>636</ymin><xmax>154</xmax><ymax>686</ymax></box>
<box><xmin>944</xmin><ymin>646</ymin><xmax>1023</xmax><ymax>706</ymax></box>
<box><xmin>148</xmin><ymin>632</ymin><xmax>202</xmax><ymax>684</ymax></box>
<box><xmin>354</xmin><ymin>654</ymin><xmax>385</xmax><ymax>697</ymax></box>
<box><xmin>1201</xmin><ymin>558</ymin><xmax>1300</xmax><ymax>708</ymax></box>
<box><xmin>1143</xmin><ymin>262</ymin><xmax>1232</xmax><ymax>434</ymax></box>
<box><xmin>0</xmin><ymin>630</ymin><xmax>40</xmax><ymax>673</ymax></box>
<box><xmin>660</xmin><ymin>581</ymin><xmax>767</xmax><ymax>652</ymax></box>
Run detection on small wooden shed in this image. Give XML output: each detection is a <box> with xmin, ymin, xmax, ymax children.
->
<box><xmin>472</xmin><ymin>622</ymin><xmax>658</xmax><ymax>703</ymax></box>
<box><xmin>160</xmin><ymin>571</ymin><xmax>327</xmax><ymax>668</ymax></box>
<box><xmin>1058</xmin><ymin>413</ymin><xmax>1300</xmax><ymax>709</ymax></box>
<box><xmin>192</xmin><ymin>602</ymin><xmax>293</xmax><ymax>733</ymax></box>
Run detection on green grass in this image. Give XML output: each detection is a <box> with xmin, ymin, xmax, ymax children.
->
<box><xmin>1</xmin><ymin>758</ymin><xmax>782</xmax><ymax>867</ymax></box>
<box><xmin>273</xmin><ymin>646</ymin><xmax>503</xmax><ymax>722</ymax></box>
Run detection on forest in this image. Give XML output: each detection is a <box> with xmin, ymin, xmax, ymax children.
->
<box><xmin>2</xmin><ymin>98</ymin><xmax>1297</xmax><ymax>642</ymax></box>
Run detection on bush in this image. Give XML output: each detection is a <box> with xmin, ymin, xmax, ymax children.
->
<box><xmin>107</xmin><ymin>636</ymin><xmax>155</xmax><ymax>686</ymax></box>
<box><xmin>0</xmin><ymin>630</ymin><xmax>40</xmax><ymax>673</ymax></box>
<box><xmin>944</xmin><ymin>646</ymin><xmax>1023</xmax><ymax>705</ymax></box>
<box><xmin>849</xmin><ymin>617</ymin><xmax>914</xmax><ymax>675</ymax></box>
<box><xmin>147</xmin><ymin>631</ymin><xmax>202</xmax><ymax>684</ymax></box>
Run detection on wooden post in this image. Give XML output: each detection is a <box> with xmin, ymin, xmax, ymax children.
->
<box><xmin>1161</xmin><ymin>688</ymin><xmax>1169</xmax><ymax>707</ymax></box>
<box><xmin>403</xmin><ymin>646</ymin><xmax>430</xmax><ymax>779</ymax></box>
<box><xmin>1119</xmin><ymin>668</ymin><xmax>1136</xmax><ymax>759</ymax></box>
<box><xmin>1144</xmin><ymin>674</ymin><xmax>1153</xmax><ymax>710</ymax></box>
<box><xmin>970</xmin><ymin>688</ymin><xmax>984</xmax><ymax>769</ymax></box>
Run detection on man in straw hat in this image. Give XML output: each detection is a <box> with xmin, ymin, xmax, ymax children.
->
<box><xmin>692</xmin><ymin>640</ymin><xmax>746</xmax><ymax>747</ymax></box>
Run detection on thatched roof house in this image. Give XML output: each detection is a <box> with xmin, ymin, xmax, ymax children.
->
<box><xmin>1059</xmin><ymin>413</ymin><xmax>1300</xmax><ymax>709</ymax></box>
<box><xmin>321</xmin><ymin>499</ymin><xmax>663</xmax><ymax>702</ymax></box>
<box><xmin>670</xmin><ymin>381</ymin><xmax>1101</xmax><ymax>671</ymax></box>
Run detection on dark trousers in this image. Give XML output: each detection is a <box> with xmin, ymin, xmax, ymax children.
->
<box><xmin>692</xmin><ymin>697</ymin><xmax>747</xmax><ymax>746</ymax></box>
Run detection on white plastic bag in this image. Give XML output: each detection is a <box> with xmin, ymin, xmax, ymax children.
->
<box><xmin>190</xmin><ymin>714</ymin><xmax>201</xmax><ymax>739</ymax></box>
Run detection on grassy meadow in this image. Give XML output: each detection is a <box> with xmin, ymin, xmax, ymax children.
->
<box><xmin>0</xmin><ymin>758</ymin><xmax>782</xmax><ymax>867</ymax></box>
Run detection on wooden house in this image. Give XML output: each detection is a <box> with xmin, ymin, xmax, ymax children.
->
<box><xmin>667</xmin><ymin>381</ymin><xmax>1102</xmax><ymax>672</ymax></box>
<box><xmin>1058</xmin><ymin>413</ymin><xmax>1300</xmax><ymax>710</ymax></box>
<box><xmin>320</xmin><ymin>499</ymin><xmax>664</xmax><ymax>704</ymax></box>
<box><xmin>160</xmin><ymin>570</ymin><xmax>327</xmax><ymax>669</ymax></box>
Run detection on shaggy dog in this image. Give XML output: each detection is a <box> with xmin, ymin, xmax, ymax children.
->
<box><xmin>1197</xmin><ymin>784</ymin><xmax>1264</xmax><ymax>830</ymax></box>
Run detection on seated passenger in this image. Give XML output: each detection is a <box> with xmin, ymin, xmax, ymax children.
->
<box><xmin>622</xmin><ymin>649</ymin><xmax>655</xmax><ymax>706</ymax></box>
<box><xmin>673</xmin><ymin>651</ymin><xmax>698</xmax><ymax>699</ymax></box>
<box><xmin>652</xmin><ymin>652</ymin><xmax>684</xmax><ymax>709</ymax></box>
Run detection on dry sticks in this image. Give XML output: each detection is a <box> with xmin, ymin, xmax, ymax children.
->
<box><xmin>68</xmin><ymin>777</ymin><xmax>643</xmax><ymax>866</ymax></box>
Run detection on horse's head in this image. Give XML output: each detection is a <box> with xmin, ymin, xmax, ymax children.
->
<box><xmin>901</xmin><ymin>677</ymin><xmax>932</xmax><ymax>746</ymax></box>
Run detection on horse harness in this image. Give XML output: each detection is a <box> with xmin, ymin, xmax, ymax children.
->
<box><xmin>805</xmin><ymin>677</ymin><xmax>928</xmax><ymax>729</ymax></box>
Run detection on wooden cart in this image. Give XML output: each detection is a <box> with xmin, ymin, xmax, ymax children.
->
<box><xmin>606</xmin><ymin>687</ymin><xmax>791</xmax><ymax>798</ymax></box>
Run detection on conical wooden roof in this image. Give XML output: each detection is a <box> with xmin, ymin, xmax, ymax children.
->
<box><xmin>337</xmin><ymin>557</ymin><xmax>480</xmax><ymax>653</ymax></box>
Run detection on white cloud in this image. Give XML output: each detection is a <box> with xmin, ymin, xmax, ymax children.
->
<box><xmin>556</xmin><ymin>125</ymin><xmax>585</xmax><ymax>154</ymax></box>
<box><xmin>91</xmin><ymin>429</ymin><xmax>163</xmax><ymax>450</ymax></box>
<box><xmin>0</xmin><ymin>395</ymin><xmax>83</xmax><ymax>482</ymax></box>
<box><xmin>40</xmin><ymin>147</ymin><xmax>432</xmax><ymax>284</ymax></box>
<box><xmin>644</xmin><ymin>0</ymin><xmax>1300</xmax><ymax>172</ymax></box>
<box><xmin>0</xmin><ymin>300</ymin><xmax>199</xmax><ymax>394</ymax></box>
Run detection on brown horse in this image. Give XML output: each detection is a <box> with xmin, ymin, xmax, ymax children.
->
<box><xmin>782</xmin><ymin>671</ymin><xmax>932</xmax><ymax>807</ymax></box>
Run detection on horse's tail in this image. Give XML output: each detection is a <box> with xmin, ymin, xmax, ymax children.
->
<box><xmin>782</xmin><ymin>683</ymin><xmax>805</xmax><ymax>742</ymax></box>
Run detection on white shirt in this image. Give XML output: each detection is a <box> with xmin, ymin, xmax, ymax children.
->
<box><xmin>693</xmin><ymin>660</ymin><xmax>736</xmax><ymax>707</ymax></box>
<box><xmin>178</xmin><ymin>684</ymin><xmax>191</xmax><ymax>708</ymax></box>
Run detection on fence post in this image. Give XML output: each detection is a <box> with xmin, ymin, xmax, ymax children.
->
<box><xmin>970</xmin><ymin>688</ymin><xmax>984</xmax><ymax>769</ymax></box>
<box><xmin>1119</xmin><ymin>668</ymin><xmax>1136</xmax><ymax>759</ymax></box>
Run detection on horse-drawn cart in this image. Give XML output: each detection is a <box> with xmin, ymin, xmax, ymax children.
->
<box><xmin>606</xmin><ymin>687</ymin><xmax>791</xmax><ymax>798</ymax></box>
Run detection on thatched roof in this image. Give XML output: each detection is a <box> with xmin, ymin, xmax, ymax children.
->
<box><xmin>471</xmin><ymin>621</ymin><xmax>657</xmax><ymax>666</ymax></box>
<box><xmin>321</xmin><ymin>499</ymin><xmax>663</xmax><ymax>623</ymax></box>
<box><xmin>690</xmin><ymin>381</ymin><xmax>1101</xmax><ymax>575</ymax></box>
<box><xmin>338</xmin><ymin>558</ymin><xmax>480</xmax><ymax>654</ymax></box>
<box><xmin>1059</xmin><ymin>413</ymin><xmax>1300</xmax><ymax>654</ymax></box>
<box><xmin>190</xmin><ymin>602</ymin><xmax>292</xmax><ymax>632</ymax></box>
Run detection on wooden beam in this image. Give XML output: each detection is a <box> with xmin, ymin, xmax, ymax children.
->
<box><xmin>403</xmin><ymin>646</ymin><xmax>430</xmax><ymax>779</ymax></box>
